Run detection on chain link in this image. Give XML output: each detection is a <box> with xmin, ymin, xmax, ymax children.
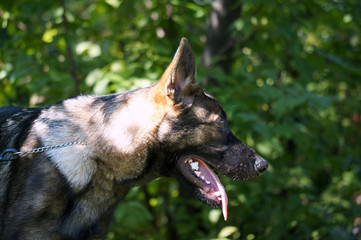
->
<box><xmin>14</xmin><ymin>141</ymin><xmax>86</xmax><ymax>157</ymax></box>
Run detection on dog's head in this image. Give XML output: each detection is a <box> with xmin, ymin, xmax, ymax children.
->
<box><xmin>154</xmin><ymin>38</ymin><xmax>268</xmax><ymax>220</ymax></box>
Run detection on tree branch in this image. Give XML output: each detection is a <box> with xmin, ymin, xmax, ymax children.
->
<box><xmin>59</xmin><ymin>0</ymin><xmax>80</xmax><ymax>95</ymax></box>
<box><xmin>201</xmin><ymin>0</ymin><xmax>241</xmax><ymax>85</ymax></box>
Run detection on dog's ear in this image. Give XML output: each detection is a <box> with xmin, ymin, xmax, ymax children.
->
<box><xmin>156</xmin><ymin>38</ymin><xmax>198</xmax><ymax>106</ymax></box>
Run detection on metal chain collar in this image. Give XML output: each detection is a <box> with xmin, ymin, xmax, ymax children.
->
<box><xmin>0</xmin><ymin>142</ymin><xmax>86</xmax><ymax>163</ymax></box>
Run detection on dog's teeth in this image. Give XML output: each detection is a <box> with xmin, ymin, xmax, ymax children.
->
<box><xmin>201</xmin><ymin>176</ymin><xmax>205</xmax><ymax>180</ymax></box>
<box><xmin>218</xmin><ymin>197</ymin><xmax>222</xmax><ymax>201</ymax></box>
<box><xmin>206</xmin><ymin>180</ymin><xmax>210</xmax><ymax>184</ymax></box>
<box><xmin>194</xmin><ymin>171</ymin><xmax>201</xmax><ymax>177</ymax></box>
<box><xmin>188</xmin><ymin>159</ymin><xmax>193</xmax><ymax>163</ymax></box>
<box><xmin>190</xmin><ymin>162</ymin><xmax>199</xmax><ymax>170</ymax></box>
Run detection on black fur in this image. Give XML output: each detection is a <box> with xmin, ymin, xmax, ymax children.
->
<box><xmin>0</xmin><ymin>38</ymin><xmax>268</xmax><ymax>239</ymax></box>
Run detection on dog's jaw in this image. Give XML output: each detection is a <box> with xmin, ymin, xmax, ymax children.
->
<box><xmin>177</xmin><ymin>156</ymin><xmax>228</xmax><ymax>221</ymax></box>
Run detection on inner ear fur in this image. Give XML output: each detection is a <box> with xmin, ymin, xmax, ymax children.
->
<box><xmin>157</xmin><ymin>38</ymin><xmax>199</xmax><ymax>106</ymax></box>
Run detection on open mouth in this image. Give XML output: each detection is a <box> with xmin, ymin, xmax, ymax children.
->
<box><xmin>177</xmin><ymin>156</ymin><xmax>228</xmax><ymax>221</ymax></box>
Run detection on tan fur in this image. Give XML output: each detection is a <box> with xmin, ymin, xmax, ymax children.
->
<box><xmin>23</xmin><ymin>90</ymin><xmax>167</xmax><ymax>191</ymax></box>
<box><xmin>0</xmin><ymin>38</ymin><xmax>268</xmax><ymax>239</ymax></box>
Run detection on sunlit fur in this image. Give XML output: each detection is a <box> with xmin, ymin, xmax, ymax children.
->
<box><xmin>0</xmin><ymin>38</ymin><xmax>267</xmax><ymax>239</ymax></box>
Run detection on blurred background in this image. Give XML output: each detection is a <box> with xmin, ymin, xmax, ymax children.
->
<box><xmin>0</xmin><ymin>0</ymin><xmax>360</xmax><ymax>239</ymax></box>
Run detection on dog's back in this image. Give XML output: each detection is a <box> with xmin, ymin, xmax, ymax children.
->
<box><xmin>0</xmin><ymin>107</ymin><xmax>43</xmax><ymax>235</ymax></box>
<box><xmin>0</xmin><ymin>107</ymin><xmax>42</xmax><ymax>150</ymax></box>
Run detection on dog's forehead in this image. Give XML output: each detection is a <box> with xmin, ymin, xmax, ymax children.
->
<box><xmin>204</xmin><ymin>92</ymin><xmax>216</xmax><ymax>100</ymax></box>
<box><xmin>202</xmin><ymin>91</ymin><xmax>223</xmax><ymax>110</ymax></box>
<box><xmin>191</xmin><ymin>91</ymin><xmax>224</xmax><ymax>121</ymax></box>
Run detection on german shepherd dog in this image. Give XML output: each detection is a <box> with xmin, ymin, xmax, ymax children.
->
<box><xmin>0</xmin><ymin>38</ymin><xmax>268</xmax><ymax>239</ymax></box>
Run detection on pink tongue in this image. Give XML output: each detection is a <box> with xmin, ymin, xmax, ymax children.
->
<box><xmin>193</xmin><ymin>159</ymin><xmax>228</xmax><ymax>221</ymax></box>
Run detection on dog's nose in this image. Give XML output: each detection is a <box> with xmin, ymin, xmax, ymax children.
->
<box><xmin>255</xmin><ymin>156</ymin><xmax>268</xmax><ymax>174</ymax></box>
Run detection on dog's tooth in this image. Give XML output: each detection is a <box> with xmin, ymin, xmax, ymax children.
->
<box><xmin>201</xmin><ymin>176</ymin><xmax>205</xmax><ymax>180</ymax></box>
<box><xmin>206</xmin><ymin>180</ymin><xmax>210</xmax><ymax>184</ymax></box>
<box><xmin>194</xmin><ymin>171</ymin><xmax>201</xmax><ymax>177</ymax></box>
<box><xmin>218</xmin><ymin>197</ymin><xmax>222</xmax><ymax>201</ymax></box>
<box><xmin>190</xmin><ymin>162</ymin><xmax>199</xmax><ymax>170</ymax></box>
<box><xmin>214</xmin><ymin>191</ymin><xmax>221</xmax><ymax>197</ymax></box>
<box><xmin>189</xmin><ymin>159</ymin><xmax>193</xmax><ymax>163</ymax></box>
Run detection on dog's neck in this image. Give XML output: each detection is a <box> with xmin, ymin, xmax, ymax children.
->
<box><xmin>24</xmin><ymin>87</ymin><xmax>167</xmax><ymax>193</ymax></box>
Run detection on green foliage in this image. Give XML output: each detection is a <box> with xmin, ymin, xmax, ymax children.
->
<box><xmin>1</xmin><ymin>0</ymin><xmax>360</xmax><ymax>239</ymax></box>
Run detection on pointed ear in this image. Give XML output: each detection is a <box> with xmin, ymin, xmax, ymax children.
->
<box><xmin>157</xmin><ymin>38</ymin><xmax>198</xmax><ymax>106</ymax></box>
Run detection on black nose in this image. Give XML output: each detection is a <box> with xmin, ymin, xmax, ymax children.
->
<box><xmin>255</xmin><ymin>157</ymin><xmax>268</xmax><ymax>174</ymax></box>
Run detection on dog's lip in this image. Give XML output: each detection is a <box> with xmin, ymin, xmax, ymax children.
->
<box><xmin>177</xmin><ymin>155</ymin><xmax>228</xmax><ymax>221</ymax></box>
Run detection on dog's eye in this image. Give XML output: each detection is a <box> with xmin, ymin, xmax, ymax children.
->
<box><xmin>215</xmin><ymin>120</ymin><xmax>224</xmax><ymax>128</ymax></box>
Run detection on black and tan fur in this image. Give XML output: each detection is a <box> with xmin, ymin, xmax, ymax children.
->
<box><xmin>0</xmin><ymin>38</ymin><xmax>268</xmax><ymax>239</ymax></box>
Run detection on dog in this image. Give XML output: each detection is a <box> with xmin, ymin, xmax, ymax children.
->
<box><xmin>0</xmin><ymin>38</ymin><xmax>268</xmax><ymax>239</ymax></box>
